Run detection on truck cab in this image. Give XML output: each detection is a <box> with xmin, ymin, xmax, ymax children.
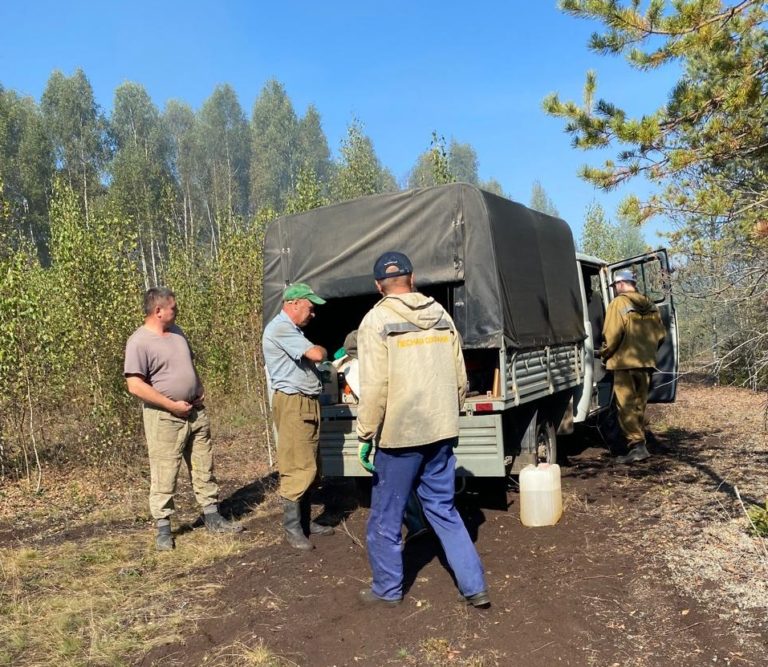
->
<box><xmin>574</xmin><ymin>249</ymin><xmax>679</xmax><ymax>423</ymax></box>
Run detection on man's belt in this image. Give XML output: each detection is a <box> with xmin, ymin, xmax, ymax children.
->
<box><xmin>275</xmin><ymin>390</ymin><xmax>320</xmax><ymax>399</ymax></box>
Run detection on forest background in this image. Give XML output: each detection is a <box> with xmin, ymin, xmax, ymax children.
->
<box><xmin>0</xmin><ymin>0</ymin><xmax>766</xmax><ymax>488</ymax></box>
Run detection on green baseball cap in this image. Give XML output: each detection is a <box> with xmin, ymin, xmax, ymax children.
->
<box><xmin>282</xmin><ymin>282</ymin><xmax>326</xmax><ymax>305</ymax></box>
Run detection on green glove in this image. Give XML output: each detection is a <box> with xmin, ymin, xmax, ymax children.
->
<box><xmin>358</xmin><ymin>440</ymin><xmax>375</xmax><ymax>473</ymax></box>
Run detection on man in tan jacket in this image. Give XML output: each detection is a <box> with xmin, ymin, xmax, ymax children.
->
<box><xmin>356</xmin><ymin>251</ymin><xmax>489</xmax><ymax>608</ymax></box>
<box><xmin>599</xmin><ymin>270</ymin><xmax>666</xmax><ymax>463</ymax></box>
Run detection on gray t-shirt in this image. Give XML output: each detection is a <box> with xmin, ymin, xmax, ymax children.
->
<box><xmin>124</xmin><ymin>324</ymin><xmax>199</xmax><ymax>403</ymax></box>
<box><xmin>262</xmin><ymin>311</ymin><xmax>321</xmax><ymax>396</ymax></box>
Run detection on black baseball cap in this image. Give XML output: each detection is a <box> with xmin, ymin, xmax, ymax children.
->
<box><xmin>373</xmin><ymin>251</ymin><xmax>413</xmax><ymax>281</ymax></box>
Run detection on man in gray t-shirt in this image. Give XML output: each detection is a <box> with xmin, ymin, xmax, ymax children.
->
<box><xmin>124</xmin><ymin>287</ymin><xmax>243</xmax><ymax>550</ymax></box>
<box><xmin>124</xmin><ymin>324</ymin><xmax>199</xmax><ymax>404</ymax></box>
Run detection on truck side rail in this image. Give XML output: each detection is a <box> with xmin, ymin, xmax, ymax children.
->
<box><xmin>506</xmin><ymin>343</ymin><xmax>584</xmax><ymax>406</ymax></box>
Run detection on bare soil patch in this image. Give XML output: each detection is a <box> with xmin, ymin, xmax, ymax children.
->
<box><xmin>2</xmin><ymin>383</ymin><xmax>766</xmax><ymax>666</ymax></box>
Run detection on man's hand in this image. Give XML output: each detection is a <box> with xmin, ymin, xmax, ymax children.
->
<box><xmin>126</xmin><ymin>375</ymin><xmax>193</xmax><ymax>418</ymax></box>
<box><xmin>171</xmin><ymin>400</ymin><xmax>193</xmax><ymax>418</ymax></box>
<box><xmin>358</xmin><ymin>440</ymin><xmax>375</xmax><ymax>473</ymax></box>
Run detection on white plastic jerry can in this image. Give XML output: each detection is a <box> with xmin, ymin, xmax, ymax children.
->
<box><xmin>519</xmin><ymin>463</ymin><xmax>563</xmax><ymax>527</ymax></box>
<box><xmin>317</xmin><ymin>361</ymin><xmax>339</xmax><ymax>405</ymax></box>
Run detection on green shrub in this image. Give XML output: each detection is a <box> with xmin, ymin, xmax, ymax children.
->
<box><xmin>746</xmin><ymin>501</ymin><xmax>768</xmax><ymax>538</ymax></box>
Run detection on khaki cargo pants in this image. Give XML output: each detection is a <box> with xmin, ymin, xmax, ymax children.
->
<box><xmin>272</xmin><ymin>391</ymin><xmax>321</xmax><ymax>502</ymax></box>
<box><xmin>143</xmin><ymin>406</ymin><xmax>219</xmax><ymax>520</ymax></box>
<box><xmin>613</xmin><ymin>369</ymin><xmax>652</xmax><ymax>447</ymax></box>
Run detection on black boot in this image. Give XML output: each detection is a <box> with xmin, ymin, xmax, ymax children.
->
<box><xmin>283</xmin><ymin>499</ymin><xmax>313</xmax><ymax>550</ymax></box>
<box><xmin>616</xmin><ymin>443</ymin><xmax>651</xmax><ymax>464</ymax></box>
<box><xmin>156</xmin><ymin>520</ymin><xmax>174</xmax><ymax>551</ymax></box>
<box><xmin>300</xmin><ymin>495</ymin><xmax>334</xmax><ymax>537</ymax></box>
<box><xmin>359</xmin><ymin>589</ymin><xmax>402</xmax><ymax>606</ymax></box>
<box><xmin>204</xmin><ymin>508</ymin><xmax>244</xmax><ymax>534</ymax></box>
<box><xmin>459</xmin><ymin>590</ymin><xmax>492</xmax><ymax>609</ymax></box>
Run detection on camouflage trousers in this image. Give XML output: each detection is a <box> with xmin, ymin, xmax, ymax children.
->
<box><xmin>272</xmin><ymin>391</ymin><xmax>321</xmax><ymax>502</ymax></box>
<box><xmin>613</xmin><ymin>368</ymin><xmax>652</xmax><ymax>447</ymax></box>
<box><xmin>143</xmin><ymin>405</ymin><xmax>219</xmax><ymax>520</ymax></box>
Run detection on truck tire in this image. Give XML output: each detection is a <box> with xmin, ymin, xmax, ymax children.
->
<box><xmin>536</xmin><ymin>418</ymin><xmax>558</xmax><ymax>464</ymax></box>
<box><xmin>354</xmin><ymin>477</ymin><xmax>372</xmax><ymax>508</ymax></box>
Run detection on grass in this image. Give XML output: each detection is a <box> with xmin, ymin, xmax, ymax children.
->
<box><xmin>0</xmin><ymin>513</ymin><xmax>275</xmax><ymax>666</ymax></box>
<box><xmin>745</xmin><ymin>500</ymin><xmax>768</xmax><ymax>538</ymax></box>
<box><xmin>600</xmin><ymin>385</ymin><xmax>768</xmax><ymax>641</ymax></box>
<box><xmin>0</xmin><ymin>405</ymin><xmax>277</xmax><ymax>666</ymax></box>
<box><xmin>412</xmin><ymin>637</ymin><xmax>501</xmax><ymax>666</ymax></box>
<box><xmin>207</xmin><ymin>640</ymin><xmax>299</xmax><ymax>666</ymax></box>
<box><xmin>208</xmin><ymin>393</ymin><xmax>273</xmax><ymax>443</ymax></box>
<box><xmin>2</xmin><ymin>382</ymin><xmax>765</xmax><ymax>665</ymax></box>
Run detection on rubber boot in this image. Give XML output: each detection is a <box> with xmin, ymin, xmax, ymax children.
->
<box><xmin>204</xmin><ymin>508</ymin><xmax>244</xmax><ymax>534</ymax></box>
<box><xmin>616</xmin><ymin>443</ymin><xmax>651</xmax><ymax>464</ymax></box>
<box><xmin>300</xmin><ymin>495</ymin><xmax>334</xmax><ymax>536</ymax></box>
<box><xmin>283</xmin><ymin>498</ymin><xmax>313</xmax><ymax>550</ymax></box>
<box><xmin>156</xmin><ymin>521</ymin><xmax>174</xmax><ymax>551</ymax></box>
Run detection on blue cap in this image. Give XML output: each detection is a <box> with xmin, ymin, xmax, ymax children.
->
<box><xmin>373</xmin><ymin>251</ymin><xmax>413</xmax><ymax>281</ymax></box>
<box><xmin>610</xmin><ymin>269</ymin><xmax>637</xmax><ymax>285</ymax></box>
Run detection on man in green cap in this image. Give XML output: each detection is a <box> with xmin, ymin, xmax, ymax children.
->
<box><xmin>263</xmin><ymin>283</ymin><xmax>335</xmax><ymax>550</ymax></box>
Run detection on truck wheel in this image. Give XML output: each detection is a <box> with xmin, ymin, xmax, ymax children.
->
<box><xmin>354</xmin><ymin>477</ymin><xmax>372</xmax><ymax>508</ymax></box>
<box><xmin>536</xmin><ymin>419</ymin><xmax>557</xmax><ymax>464</ymax></box>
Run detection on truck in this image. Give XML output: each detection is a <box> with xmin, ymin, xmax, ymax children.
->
<box><xmin>262</xmin><ymin>183</ymin><xmax>678</xmax><ymax>478</ymax></box>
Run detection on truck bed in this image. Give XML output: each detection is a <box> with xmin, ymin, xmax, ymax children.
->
<box><xmin>319</xmin><ymin>341</ymin><xmax>584</xmax><ymax>477</ymax></box>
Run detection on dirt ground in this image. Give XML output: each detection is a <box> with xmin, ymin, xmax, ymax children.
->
<box><xmin>2</xmin><ymin>382</ymin><xmax>767</xmax><ymax>666</ymax></box>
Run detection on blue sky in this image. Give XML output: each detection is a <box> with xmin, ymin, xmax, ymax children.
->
<box><xmin>0</xmin><ymin>1</ymin><xmax>679</xmax><ymax>245</ymax></box>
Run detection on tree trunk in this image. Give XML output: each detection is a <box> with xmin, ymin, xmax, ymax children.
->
<box><xmin>138</xmin><ymin>237</ymin><xmax>150</xmax><ymax>290</ymax></box>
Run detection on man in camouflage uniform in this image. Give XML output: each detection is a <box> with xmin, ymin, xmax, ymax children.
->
<box><xmin>599</xmin><ymin>270</ymin><xmax>666</xmax><ymax>464</ymax></box>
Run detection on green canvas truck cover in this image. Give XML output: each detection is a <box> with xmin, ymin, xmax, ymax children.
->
<box><xmin>262</xmin><ymin>183</ymin><xmax>585</xmax><ymax>350</ymax></box>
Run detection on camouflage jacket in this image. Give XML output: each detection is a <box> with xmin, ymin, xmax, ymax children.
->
<box><xmin>599</xmin><ymin>292</ymin><xmax>665</xmax><ymax>370</ymax></box>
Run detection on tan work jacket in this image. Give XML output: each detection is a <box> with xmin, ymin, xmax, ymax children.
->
<box><xmin>600</xmin><ymin>291</ymin><xmax>666</xmax><ymax>370</ymax></box>
<box><xmin>356</xmin><ymin>292</ymin><xmax>467</xmax><ymax>448</ymax></box>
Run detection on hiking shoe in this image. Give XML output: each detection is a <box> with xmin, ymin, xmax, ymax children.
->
<box><xmin>616</xmin><ymin>444</ymin><xmax>651</xmax><ymax>464</ymax></box>
<box><xmin>460</xmin><ymin>591</ymin><xmax>491</xmax><ymax>609</ymax></box>
<box><xmin>155</xmin><ymin>532</ymin><xmax>174</xmax><ymax>551</ymax></box>
<box><xmin>358</xmin><ymin>589</ymin><xmax>402</xmax><ymax>607</ymax></box>
<box><xmin>204</xmin><ymin>511</ymin><xmax>244</xmax><ymax>534</ymax></box>
<box><xmin>309</xmin><ymin>521</ymin><xmax>334</xmax><ymax>536</ymax></box>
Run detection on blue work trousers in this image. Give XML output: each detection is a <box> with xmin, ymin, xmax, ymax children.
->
<box><xmin>367</xmin><ymin>438</ymin><xmax>487</xmax><ymax>601</ymax></box>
